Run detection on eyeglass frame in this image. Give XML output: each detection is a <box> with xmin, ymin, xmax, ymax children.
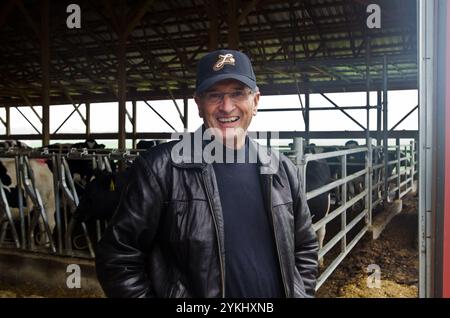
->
<box><xmin>199</xmin><ymin>87</ymin><xmax>258</xmax><ymax>105</ymax></box>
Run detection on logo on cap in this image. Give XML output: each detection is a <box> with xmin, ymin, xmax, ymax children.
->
<box><xmin>213</xmin><ymin>54</ymin><xmax>235</xmax><ymax>71</ymax></box>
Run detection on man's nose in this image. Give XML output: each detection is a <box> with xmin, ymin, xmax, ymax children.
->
<box><xmin>219</xmin><ymin>94</ymin><xmax>235</xmax><ymax>113</ymax></box>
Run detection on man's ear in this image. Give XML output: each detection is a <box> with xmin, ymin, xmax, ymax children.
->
<box><xmin>194</xmin><ymin>96</ymin><xmax>204</xmax><ymax>118</ymax></box>
<box><xmin>252</xmin><ymin>92</ymin><xmax>260</xmax><ymax>116</ymax></box>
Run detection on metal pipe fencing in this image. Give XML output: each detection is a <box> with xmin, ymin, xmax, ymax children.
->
<box><xmin>283</xmin><ymin>137</ymin><xmax>417</xmax><ymax>290</ymax></box>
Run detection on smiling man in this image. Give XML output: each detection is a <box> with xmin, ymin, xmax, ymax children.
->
<box><xmin>95</xmin><ymin>49</ymin><xmax>319</xmax><ymax>298</ymax></box>
<box><xmin>194</xmin><ymin>51</ymin><xmax>259</xmax><ymax>150</ymax></box>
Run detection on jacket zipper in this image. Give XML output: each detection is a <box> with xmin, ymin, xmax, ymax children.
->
<box><xmin>202</xmin><ymin>170</ymin><xmax>226</xmax><ymax>298</ymax></box>
<box><xmin>267</xmin><ymin>174</ymin><xmax>289</xmax><ymax>297</ymax></box>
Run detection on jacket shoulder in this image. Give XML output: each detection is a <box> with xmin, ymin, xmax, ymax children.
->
<box><xmin>135</xmin><ymin>141</ymin><xmax>178</xmax><ymax>173</ymax></box>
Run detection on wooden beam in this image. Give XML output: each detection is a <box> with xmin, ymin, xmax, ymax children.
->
<box><xmin>5</xmin><ymin>106</ymin><xmax>10</xmax><ymax>136</ymax></box>
<box><xmin>124</xmin><ymin>0</ymin><xmax>155</xmax><ymax>39</ymax></box>
<box><xmin>132</xmin><ymin>100</ymin><xmax>137</xmax><ymax>149</ymax></box>
<box><xmin>53</xmin><ymin>103</ymin><xmax>82</xmax><ymax>134</ymax></box>
<box><xmin>237</xmin><ymin>0</ymin><xmax>259</xmax><ymax>24</ymax></box>
<box><xmin>206</xmin><ymin>0</ymin><xmax>219</xmax><ymax>50</ymax></box>
<box><xmin>117</xmin><ymin>0</ymin><xmax>127</xmax><ymax>151</ymax></box>
<box><xmin>101</xmin><ymin>0</ymin><xmax>120</xmax><ymax>34</ymax></box>
<box><xmin>86</xmin><ymin>102</ymin><xmax>90</xmax><ymax>136</ymax></box>
<box><xmin>183</xmin><ymin>93</ymin><xmax>188</xmax><ymax>132</ymax></box>
<box><xmin>0</xmin><ymin>0</ymin><xmax>18</xmax><ymax>29</ymax></box>
<box><xmin>20</xmin><ymin>92</ymin><xmax>43</xmax><ymax>123</ymax></box>
<box><xmin>17</xmin><ymin>0</ymin><xmax>41</xmax><ymax>40</ymax></box>
<box><xmin>40</xmin><ymin>0</ymin><xmax>50</xmax><ymax>146</ymax></box>
<box><xmin>227</xmin><ymin>0</ymin><xmax>239</xmax><ymax>49</ymax></box>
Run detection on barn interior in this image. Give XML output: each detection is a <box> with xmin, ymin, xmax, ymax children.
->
<box><xmin>0</xmin><ymin>0</ymin><xmax>421</xmax><ymax>298</ymax></box>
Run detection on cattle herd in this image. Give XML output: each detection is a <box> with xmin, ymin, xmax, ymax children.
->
<box><xmin>0</xmin><ymin>139</ymin><xmax>160</xmax><ymax>256</ymax></box>
<box><xmin>0</xmin><ymin>138</ymin><xmax>411</xmax><ymax>259</ymax></box>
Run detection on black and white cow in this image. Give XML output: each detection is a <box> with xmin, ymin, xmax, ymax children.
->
<box><xmin>0</xmin><ymin>158</ymin><xmax>55</xmax><ymax>244</ymax></box>
<box><xmin>67</xmin><ymin>168</ymin><xmax>131</xmax><ymax>250</ymax></box>
<box><xmin>73</xmin><ymin>169</ymin><xmax>130</xmax><ymax>223</ymax></box>
<box><xmin>305</xmin><ymin>159</ymin><xmax>332</xmax><ymax>266</ymax></box>
<box><xmin>45</xmin><ymin>139</ymin><xmax>107</xmax><ymax>189</ymax></box>
<box><xmin>136</xmin><ymin>139</ymin><xmax>165</xmax><ymax>150</ymax></box>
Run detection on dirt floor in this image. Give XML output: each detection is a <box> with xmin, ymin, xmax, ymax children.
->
<box><xmin>316</xmin><ymin>194</ymin><xmax>419</xmax><ymax>298</ymax></box>
<box><xmin>0</xmin><ymin>279</ymin><xmax>104</xmax><ymax>298</ymax></box>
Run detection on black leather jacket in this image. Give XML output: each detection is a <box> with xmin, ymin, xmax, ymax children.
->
<box><xmin>95</xmin><ymin>134</ymin><xmax>319</xmax><ymax>298</ymax></box>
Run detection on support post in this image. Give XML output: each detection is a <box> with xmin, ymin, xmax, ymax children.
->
<box><xmin>183</xmin><ymin>95</ymin><xmax>188</xmax><ymax>132</ymax></box>
<box><xmin>86</xmin><ymin>102</ymin><xmax>90</xmax><ymax>136</ymax></box>
<box><xmin>5</xmin><ymin>106</ymin><xmax>10</xmax><ymax>137</ymax></box>
<box><xmin>207</xmin><ymin>0</ymin><xmax>218</xmax><ymax>50</ymax></box>
<box><xmin>294</xmin><ymin>137</ymin><xmax>305</xmax><ymax>191</ymax></box>
<box><xmin>227</xmin><ymin>0</ymin><xmax>239</xmax><ymax>49</ymax></box>
<box><xmin>410</xmin><ymin>140</ymin><xmax>415</xmax><ymax>190</ymax></box>
<box><xmin>132</xmin><ymin>100</ymin><xmax>137</xmax><ymax>148</ymax></box>
<box><xmin>305</xmin><ymin>91</ymin><xmax>310</xmax><ymax>144</ymax></box>
<box><xmin>383</xmin><ymin>56</ymin><xmax>389</xmax><ymax>202</ymax></box>
<box><xmin>366</xmin><ymin>137</ymin><xmax>373</xmax><ymax>226</ymax></box>
<box><xmin>396</xmin><ymin>138</ymin><xmax>401</xmax><ymax>200</ymax></box>
<box><xmin>377</xmin><ymin>90</ymin><xmax>382</xmax><ymax>146</ymax></box>
<box><xmin>341</xmin><ymin>153</ymin><xmax>347</xmax><ymax>251</ymax></box>
<box><xmin>118</xmin><ymin>33</ymin><xmax>127</xmax><ymax>151</ymax></box>
<box><xmin>366</xmin><ymin>37</ymin><xmax>371</xmax><ymax>147</ymax></box>
<box><xmin>41</xmin><ymin>0</ymin><xmax>50</xmax><ymax>146</ymax></box>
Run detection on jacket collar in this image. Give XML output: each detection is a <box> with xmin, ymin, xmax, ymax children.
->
<box><xmin>170</xmin><ymin>125</ymin><xmax>280</xmax><ymax>175</ymax></box>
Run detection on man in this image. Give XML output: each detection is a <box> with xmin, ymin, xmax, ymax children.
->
<box><xmin>95</xmin><ymin>49</ymin><xmax>319</xmax><ymax>298</ymax></box>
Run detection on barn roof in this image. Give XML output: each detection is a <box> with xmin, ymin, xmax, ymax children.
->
<box><xmin>0</xmin><ymin>0</ymin><xmax>417</xmax><ymax>107</ymax></box>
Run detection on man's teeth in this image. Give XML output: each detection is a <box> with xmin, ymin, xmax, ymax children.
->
<box><xmin>218</xmin><ymin>117</ymin><xmax>239</xmax><ymax>123</ymax></box>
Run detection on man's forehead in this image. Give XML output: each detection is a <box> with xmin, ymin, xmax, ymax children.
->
<box><xmin>205</xmin><ymin>79</ymin><xmax>248</xmax><ymax>92</ymax></box>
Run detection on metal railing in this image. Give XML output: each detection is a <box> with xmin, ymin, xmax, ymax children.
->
<box><xmin>0</xmin><ymin>148</ymin><xmax>138</xmax><ymax>259</ymax></box>
<box><xmin>282</xmin><ymin>137</ymin><xmax>417</xmax><ymax>290</ymax></box>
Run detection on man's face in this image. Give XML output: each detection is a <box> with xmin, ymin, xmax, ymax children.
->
<box><xmin>195</xmin><ymin>79</ymin><xmax>260</xmax><ymax>148</ymax></box>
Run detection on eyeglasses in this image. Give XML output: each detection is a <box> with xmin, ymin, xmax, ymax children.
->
<box><xmin>201</xmin><ymin>89</ymin><xmax>253</xmax><ymax>105</ymax></box>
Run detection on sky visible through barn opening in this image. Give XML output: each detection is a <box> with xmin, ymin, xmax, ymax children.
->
<box><xmin>0</xmin><ymin>89</ymin><xmax>418</xmax><ymax>149</ymax></box>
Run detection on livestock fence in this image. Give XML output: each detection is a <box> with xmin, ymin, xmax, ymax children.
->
<box><xmin>0</xmin><ymin>138</ymin><xmax>418</xmax><ymax>291</ymax></box>
<box><xmin>280</xmin><ymin>137</ymin><xmax>418</xmax><ymax>290</ymax></box>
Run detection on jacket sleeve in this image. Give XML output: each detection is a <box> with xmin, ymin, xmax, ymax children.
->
<box><xmin>95</xmin><ymin>157</ymin><xmax>164</xmax><ymax>298</ymax></box>
<box><xmin>293</xmin><ymin>166</ymin><xmax>319</xmax><ymax>297</ymax></box>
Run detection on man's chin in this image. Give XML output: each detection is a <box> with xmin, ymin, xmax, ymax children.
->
<box><xmin>205</xmin><ymin>126</ymin><xmax>246</xmax><ymax>148</ymax></box>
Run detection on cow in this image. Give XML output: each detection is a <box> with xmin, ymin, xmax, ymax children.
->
<box><xmin>72</xmin><ymin>138</ymin><xmax>106</xmax><ymax>150</ymax></box>
<box><xmin>305</xmin><ymin>159</ymin><xmax>331</xmax><ymax>267</ymax></box>
<box><xmin>68</xmin><ymin>168</ymin><xmax>131</xmax><ymax>251</ymax></box>
<box><xmin>0</xmin><ymin>140</ymin><xmax>32</xmax><ymax>149</ymax></box>
<box><xmin>136</xmin><ymin>139</ymin><xmax>165</xmax><ymax>150</ymax></box>
<box><xmin>45</xmin><ymin>139</ymin><xmax>108</xmax><ymax>189</ymax></box>
<box><xmin>0</xmin><ymin>158</ymin><xmax>56</xmax><ymax>246</ymax></box>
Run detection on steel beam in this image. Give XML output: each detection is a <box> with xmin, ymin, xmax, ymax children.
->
<box><xmin>320</xmin><ymin>93</ymin><xmax>366</xmax><ymax>130</ymax></box>
<box><xmin>377</xmin><ymin>90</ymin><xmax>382</xmax><ymax>146</ymax></box>
<box><xmin>383</xmin><ymin>55</ymin><xmax>389</xmax><ymax>202</ymax></box>
<box><xmin>390</xmin><ymin>105</ymin><xmax>419</xmax><ymax>131</ymax></box>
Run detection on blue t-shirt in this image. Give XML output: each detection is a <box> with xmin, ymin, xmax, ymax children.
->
<box><xmin>212</xmin><ymin>142</ymin><xmax>283</xmax><ymax>298</ymax></box>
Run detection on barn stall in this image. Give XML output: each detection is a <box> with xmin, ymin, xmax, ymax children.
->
<box><xmin>0</xmin><ymin>0</ymin><xmax>439</xmax><ymax>298</ymax></box>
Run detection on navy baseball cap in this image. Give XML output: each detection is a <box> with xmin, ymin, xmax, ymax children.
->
<box><xmin>195</xmin><ymin>49</ymin><xmax>257</xmax><ymax>95</ymax></box>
